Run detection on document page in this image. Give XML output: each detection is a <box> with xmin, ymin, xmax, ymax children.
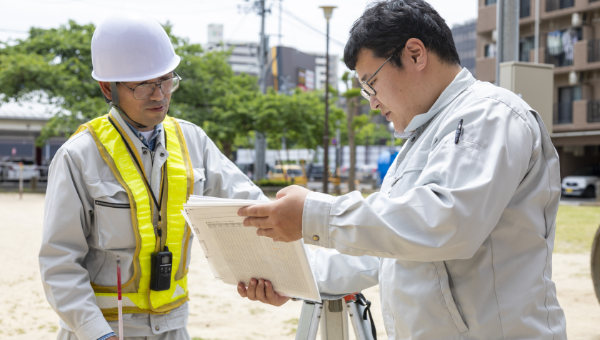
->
<box><xmin>182</xmin><ymin>196</ymin><xmax>321</xmax><ymax>302</ymax></box>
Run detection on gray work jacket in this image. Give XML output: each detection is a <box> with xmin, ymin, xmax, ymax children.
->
<box><xmin>303</xmin><ymin>69</ymin><xmax>567</xmax><ymax>339</ymax></box>
<box><xmin>39</xmin><ymin>109</ymin><xmax>267</xmax><ymax>340</ymax></box>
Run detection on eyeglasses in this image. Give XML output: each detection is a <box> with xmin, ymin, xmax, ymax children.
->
<box><xmin>120</xmin><ymin>72</ymin><xmax>182</xmax><ymax>100</ymax></box>
<box><xmin>360</xmin><ymin>50</ymin><xmax>398</xmax><ymax>101</ymax></box>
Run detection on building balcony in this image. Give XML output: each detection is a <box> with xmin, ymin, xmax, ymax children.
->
<box><xmin>541</xmin><ymin>0</ymin><xmax>600</xmax><ymax>20</ymax></box>
<box><xmin>545</xmin><ymin>0</ymin><xmax>574</xmax><ymax>12</ymax></box>
<box><xmin>475</xmin><ymin>57</ymin><xmax>496</xmax><ymax>83</ymax></box>
<box><xmin>553</xmin><ymin>100</ymin><xmax>600</xmax><ymax>132</ymax></box>
<box><xmin>477</xmin><ymin>4</ymin><xmax>497</xmax><ymax>33</ymax></box>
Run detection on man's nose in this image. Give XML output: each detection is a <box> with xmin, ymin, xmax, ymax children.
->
<box><xmin>149</xmin><ymin>84</ymin><xmax>165</xmax><ymax>101</ymax></box>
<box><xmin>369</xmin><ymin>95</ymin><xmax>380</xmax><ymax>110</ymax></box>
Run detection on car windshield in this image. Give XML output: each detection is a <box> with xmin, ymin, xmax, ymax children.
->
<box><xmin>287</xmin><ymin>169</ymin><xmax>303</xmax><ymax>176</ymax></box>
<box><xmin>574</xmin><ymin>166</ymin><xmax>600</xmax><ymax>177</ymax></box>
<box><xmin>273</xmin><ymin>169</ymin><xmax>284</xmax><ymax>174</ymax></box>
<box><xmin>2</xmin><ymin>157</ymin><xmax>35</xmax><ymax>165</ymax></box>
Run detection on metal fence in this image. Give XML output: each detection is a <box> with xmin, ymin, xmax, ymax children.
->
<box><xmin>545</xmin><ymin>50</ymin><xmax>574</xmax><ymax>67</ymax></box>
<box><xmin>546</xmin><ymin>0</ymin><xmax>575</xmax><ymax>11</ymax></box>
<box><xmin>554</xmin><ymin>102</ymin><xmax>573</xmax><ymax>124</ymax></box>
<box><xmin>588</xmin><ymin>100</ymin><xmax>600</xmax><ymax>122</ymax></box>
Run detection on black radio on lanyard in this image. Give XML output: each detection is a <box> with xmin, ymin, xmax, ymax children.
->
<box><xmin>108</xmin><ymin>115</ymin><xmax>173</xmax><ymax>292</ymax></box>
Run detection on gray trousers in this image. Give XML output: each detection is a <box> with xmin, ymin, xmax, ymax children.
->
<box><xmin>57</xmin><ymin>328</ymin><xmax>192</xmax><ymax>340</ymax></box>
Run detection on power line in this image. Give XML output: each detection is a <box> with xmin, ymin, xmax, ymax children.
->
<box><xmin>0</xmin><ymin>28</ymin><xmax>29</xmax><ymax>34</ymax></box>
<box><xmin>281</xmin><ymin>8</ymin><xmax>346</xmax><ymax>47</ymax></box>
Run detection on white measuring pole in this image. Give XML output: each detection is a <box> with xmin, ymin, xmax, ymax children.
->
<box><xmin>117</xmin><ymin>256</ymin><xmax>124</xmax><ymax>340</ymax></box>
<box><xmin>19</xmin><ymin>162</ymin><xmax>23</xmax><ymax>200</ymax></box>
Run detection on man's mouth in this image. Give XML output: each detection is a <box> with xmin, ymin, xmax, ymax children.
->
<box><xmin>382</xmin><ymin>111</ymin><xmax>391</xmax><ymax>120</ymax></box>
<box><xmin>148</xmin><ymin>105</ymin><xmax>166</xmax><ymax>112</ymax></box>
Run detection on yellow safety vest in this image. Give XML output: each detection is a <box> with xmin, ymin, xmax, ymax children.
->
<box><xmin>72</xmin><ymin>112</ymin><xmax>194</xmax><ymax>320</ymax></box>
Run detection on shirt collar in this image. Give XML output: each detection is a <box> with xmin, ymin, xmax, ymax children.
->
<box><xmin>401</xmin><ymin>68</ymin><xmax>476</xmax><ymax>135</ymax></box>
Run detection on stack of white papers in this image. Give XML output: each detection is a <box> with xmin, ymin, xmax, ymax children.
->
<box><xmin>182</xmin><ymin>196</ymin><xmax>321</xmax><ymax>302</ymax></box>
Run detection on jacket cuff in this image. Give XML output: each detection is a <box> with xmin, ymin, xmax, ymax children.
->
<box><xmin>73</xmin><ymin>315</ymin><xmax>114</xmax><ymax>340</ymax></box>
<box><xmin>302</xmin><ymin>191</ymin><xmax>336</xmax><ymax>247</ymax></box>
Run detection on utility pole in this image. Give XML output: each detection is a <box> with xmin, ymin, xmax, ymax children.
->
<box><xmin>495</xmin><ymin>0</ymin><xmax>520</xmax><ymax>85</ymax></box>
<box><xmin>278</xmin><ymin>0</ymin><xmax>283</xmax><ymax>46</ymax></box>
<box><xmin>253</xmin><ymin>0</ymin><xmax>269</xmax><ymax>180</ymax></box>
<box><xmin>320</xmin><ymin>6</ymin><xmax>336</xmax><ymax>194</ymax></box>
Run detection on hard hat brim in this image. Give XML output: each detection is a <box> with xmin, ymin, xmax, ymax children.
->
<box><xmin>91</xmin><ymin>55</ymin><xmax>181</xmax><ymax>82</ymax></box>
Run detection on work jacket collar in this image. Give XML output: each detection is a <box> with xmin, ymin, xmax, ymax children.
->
<box><xmin>401</xmin><ymin>67</ymin><xmax>476</xmax><ymax>136</ymax></box>
<box><xmin>110</xmin><ymin>107</ymin><xmax>166</xmax><ymax>153</ymax></box>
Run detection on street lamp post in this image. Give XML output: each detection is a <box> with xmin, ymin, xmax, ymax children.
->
<box><xmin>320</xmin><ymin>5</ymin><xmax>336</xmax><ymax>194</ymax></box>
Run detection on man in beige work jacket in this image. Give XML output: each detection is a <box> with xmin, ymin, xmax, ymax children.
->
<box><xmin>39</xmin><ymin>13</ymin><xmax>266</xmax><ymax>340</ymax></box>
<box><xmin>237</xmin><ymin>1</ymin><xmax>567</xmax><ymax>339</ymax></box>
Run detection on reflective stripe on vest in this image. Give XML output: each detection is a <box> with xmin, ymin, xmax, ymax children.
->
<box><xmin>72</xmin><ymin>112</ymin><xmax>194</xmax><ymax>320</ymax></box>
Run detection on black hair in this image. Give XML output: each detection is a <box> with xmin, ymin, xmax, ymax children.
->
<box><xmin>344</xmin><ymin>0</ymin><xmax>461</xmax><ymax>70</ymax></box>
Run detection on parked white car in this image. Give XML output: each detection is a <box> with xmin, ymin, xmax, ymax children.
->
<box><xmin>562</xmin><ymin>165</ymin><xmax>600</xmax><ymax>198</ymax></box>
<box><xmin>0</xmin><ymin>157</ymin><xmax>39</xmax><ymax>181</ymax></box>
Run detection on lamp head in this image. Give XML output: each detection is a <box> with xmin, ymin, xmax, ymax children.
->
<box><xmin>319</xmin><ymin>6</ymin><xmax>337</xmax><ymax>20</ymax></box>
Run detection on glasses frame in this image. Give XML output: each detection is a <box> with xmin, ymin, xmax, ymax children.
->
<box><xmin>119</xmin><ymin>72</ymin><xmax>182</xmax><ymax>100</ymax></box>
<box><xmin>360</xmin><ymin>47</ymin><xmax>401</xmax><ymax>100</ymax></box>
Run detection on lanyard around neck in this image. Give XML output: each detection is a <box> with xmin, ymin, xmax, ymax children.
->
<box><xmin>107</xmin><ymin>115</ymin><xmax>167</xmax><ymax>239</ymax></box>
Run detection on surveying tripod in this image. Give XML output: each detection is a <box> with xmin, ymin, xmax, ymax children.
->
<box><xmin>295</xmin><ymin>292</ymin><xmax>377</xmax><ymax>340</ymax></box>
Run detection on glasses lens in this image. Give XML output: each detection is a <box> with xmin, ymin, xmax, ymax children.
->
<box><xmin>133</xmin><ymin>84</ymin><xmax>155</xmax><ymax>100</ymax></box>
<box><xmin>360</xmin><ymin>89</ymin><xmax>372</xmax><ymax>100</ymax></box>
<box><xmin>162</xmin><ymin>77</ymin><xmax>180</xmax><ymax>94</ymax></box>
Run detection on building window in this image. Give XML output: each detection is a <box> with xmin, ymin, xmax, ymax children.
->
<box><xmin>546</xmin><ymin>0</ymin><xmax>574</xmax><ymax>12</ymax></box>
<box><xmin>485</xmin><ymin>0</ymin><xmax>497</xmax><ymax>5</ymax></box>
<box><xmin>555</xmin><ymin>86</ymin><xmax>581</xmax><ymax>124</ymax></box>
<box><xmin>485</xmin><ymin>43</ymin><xmax>496</xmax><ymax>58</ymax></box>
<box><xmin>519</xmin><ymin>36</ymin><xmax>535</xmax><ymax>62</ymax></box>
<box><xmin>520</xmin><ymin>0</ymin><xmax>531</xmax><ymax>18</ymax></box>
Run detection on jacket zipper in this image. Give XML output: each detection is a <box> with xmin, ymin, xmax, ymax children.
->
<box><xmin>95</xmin><ymin>200</ymin><xmax>131</xmax><ymax>209</ymax></box>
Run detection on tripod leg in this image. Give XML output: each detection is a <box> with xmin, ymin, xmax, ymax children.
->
<box><xmin>347</xmin><ymin>300</ymin><xmax>373</xmax><ymax>340</ymax></box>
<box><xmin>320</xmin><ymin>299</ymin><xmax>349</xmax><ymax>340</ymax></box>
<box><xmin>295</xmin><ymin>301</ymin><xmax>323</xmax><ymax>340</ymax></box>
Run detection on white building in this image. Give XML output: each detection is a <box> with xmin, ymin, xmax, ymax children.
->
<box><xmin>205</xmin><ymin>24</ymin><xmax>260</xmax><ymax>77</ymax></box>
<box><xmin>308</xmin><ymin>52</ymin><xmax>338</xmax><ymax>92</ymax></box>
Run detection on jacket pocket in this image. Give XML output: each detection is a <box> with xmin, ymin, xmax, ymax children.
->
<box><xmin>434</xmin><ymin>261</ymin><xmax>469</xmax><ymax>333</ymax></box>
<box><xmin>193</xmin><ymin>167</ymin><xmax>206</xmax><ymax>195</ymax></box>
<box><xmin>93</xmin><ymin>191</ymin><xmax>136</xmax><ymax>250</ymax></box>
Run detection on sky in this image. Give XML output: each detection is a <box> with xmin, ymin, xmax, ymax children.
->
<box><xmin>0</xmin><ymin>0</ymin><xmax>478</xmax><ymax>80</ymax></box>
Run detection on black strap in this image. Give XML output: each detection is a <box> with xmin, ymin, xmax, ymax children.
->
<box><xmin>355</xmin><ymin>293</ymin><xmax>377</xmax><ymax>340</ymax></box>
<box><xmin>107</xmin><ymin>115</ymin><xmax>167</xmax><ymax>243</ymax></box>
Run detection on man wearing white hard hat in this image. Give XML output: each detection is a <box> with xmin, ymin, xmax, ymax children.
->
<box><xmin>39</xmin><ymin>13</ymin><xmax>267</xmax><ymax>340</ymax></box>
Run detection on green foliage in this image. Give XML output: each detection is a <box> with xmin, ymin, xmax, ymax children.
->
<box><xmin>0</xmin><ymin>21</ymin><xmax>105</xmax><ymax>145</ymax></box>
<box><xmin>0</xmin><ymin>20</ymin><xmax>341</xmax><ymax>157</ymax></box>
<box><xmin>554</xmin><ymin>205</ymin><xmax>600</xmax><ymax>253</ymax></box>
<box><xmin>254</xmin><ymin>178</ymin><xmax>291</xmax><ymax>187</ymax></box>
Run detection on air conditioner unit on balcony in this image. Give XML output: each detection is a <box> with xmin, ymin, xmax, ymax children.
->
<box><xmin>572</xmin><ymin>12</ymin><xmax>582</xmax><ymax>27</ymax></box>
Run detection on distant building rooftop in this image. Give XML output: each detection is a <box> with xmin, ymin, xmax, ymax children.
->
<box><xmin>0</xmin><ymin>99</ymin><xmax>63</xmax><ymax>121</ymax></box>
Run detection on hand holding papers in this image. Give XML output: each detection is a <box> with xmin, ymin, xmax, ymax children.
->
<box><xmin>238</xmin><ymin>185</ymin><xmax>309</xmax><ymax>242</ymax></box>
<box><xmin>182</xmin><ymin>192</ymin><xmax>320</xmax><ymax>302</ymax></box>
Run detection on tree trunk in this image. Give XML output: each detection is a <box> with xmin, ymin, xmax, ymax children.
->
<box><xmin>222</xmin><ymin>141</ymin><xmax>233</xmax><ymax>160</ymax></box>
<box><xmin>347</xmin><ymin>78</ymin><xmax>361</xmax><ymax>192</ymax></box>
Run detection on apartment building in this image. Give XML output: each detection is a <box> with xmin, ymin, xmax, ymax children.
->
<box><xmin>452</xmin><ymin>20</ymin><xmax>477</xmax><ymax>77</ymax></box>
<box><xmin>477</xmin><ymin>0</ymin><xmax>600</xmax><ymax>177</ymax></box>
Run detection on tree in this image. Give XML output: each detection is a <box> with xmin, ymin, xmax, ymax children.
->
<box><xmin>341</xmin><ymin>71</ymin><xmax>371</xmax><ymax>191</ymax></box>
<box><xmin>0</xmin><ymin>21</ymin><xmax>104</xmax><ymax>145</ymax></box>
<box><xmin>0</xmin><ymin>21</ymin><xmax>260</xmax><ymax>158</ymax></box>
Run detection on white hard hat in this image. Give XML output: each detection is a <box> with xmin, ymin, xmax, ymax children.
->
<box><xmin>91</xmin><ymin>13</ymin><xmax>181</xmax><ymax>82</ymax></box>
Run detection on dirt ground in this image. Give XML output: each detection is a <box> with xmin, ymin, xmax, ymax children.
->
<box><xmin>1</xmin><ymin>193</ymin><xmax>599</xmax><ymax>339</ymax></box>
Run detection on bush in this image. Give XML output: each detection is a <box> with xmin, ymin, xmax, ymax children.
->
<box><xmin>254</xmin><ymin>179</ymin><xmax>291</xmax><ymax>187</ymax></box>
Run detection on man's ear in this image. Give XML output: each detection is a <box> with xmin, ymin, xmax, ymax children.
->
<box><xmin>98</xmin><ymin>81</ymin><xmax>112</xmax><ymax>101</ymax></box>
<box><xmin>404</xmin><ymin>38</ymin><xmax>427</xmax><ymax>71</ymax></box>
